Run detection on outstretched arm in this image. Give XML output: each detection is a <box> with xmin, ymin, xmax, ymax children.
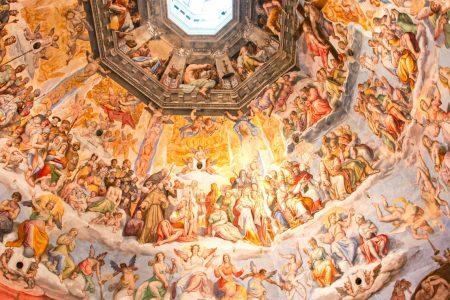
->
<box><xmin>225</xmin><ymin>111</ymin><xmax>237</xmax><ymax>121</ymax></box>
<box><xmin>190</xmin><ymin>109</ymin><xmax>197</xmax><ymax>121</ymax></box>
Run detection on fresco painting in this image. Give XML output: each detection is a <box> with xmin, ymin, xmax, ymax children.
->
<box><xmin>0</xmin><ymin>0</ymin><xmax>448</xmax><ymax>299</ymax></box>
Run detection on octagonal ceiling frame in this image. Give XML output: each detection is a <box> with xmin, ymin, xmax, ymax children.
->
<box><xmin>145</xmin><ymin>0</ymin><xmax>249</xmax><ymax>52</ymax></box>
<box><xmin>87</xmin><ymin>0</ymin><xmax>299</xmax><ymax>115</ymax></box>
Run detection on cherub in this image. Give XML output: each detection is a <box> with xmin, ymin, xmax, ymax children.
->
<box><xmin>416</xmin><ymin>153</ymin><xmax>449</xmax><ymax>221</ymax></box>
<box><xmin>0</xmin><ymin>248</ymin><xmax>16</xmax><ymax>280</ymax></box>
<box><xmin>372</xmin><ymin>196</ymin><xmax>434</xmax><ymax>240</ymax></box>
<box><xmin>336</xmin><ymin>264</ymin><xmax>381</xmax><ymax>297</ymax></box>
<box><xmin>102</xmin><ymin>255</ymin><xmax>138</xmax><ymax>298</ymax></box>
<box><xmin>279</xmin><ymin>243</ymin><xmax>310</xmax><ymax>300</ymax></box>
<box><xmin>20</xmin><ymin>262</ymin><xmax>39</xmax><ymax>289</ymax></box>
<box><xmin>225</xmin><ymin>110</ymin><xmax>259</xmax><ymax>142</ymax></box>
<box><xmin>79</xmin><ymin>51</ymin><xmax>110</xmax><ymax>79</ymax></box>
<box><xmin>179</xmin><ymin>109</ymin><xmax>204</xmax><ymax>138</ymax></box>
<box><xmin>241</xmin><ymin>261</ymin><xmax>280</xmax><ymax>299</ymax></box>
<box><xmin>23</xmin><ymin>24</ymin><xmax>59</xmax><ymax>68</ymax></box>
<box><xmin>91</xmin><ymin>211</ymin><xmax>122</xmax><ymax>232</ymax></box>
<box><xmin>432</xmin><ymin>248</ymin><xmax>450</xmax><ymax>266</ymax></box>
<box><xmin>201</xmin><ymin>116</ymin><xmax>223</xmax><ymax>136</ymax></box>
<box><xmin>0</xmin><ymin>138</ymin><xmax>26</xmax><ymax>171</ymax></box>
<box><xmin>110</xmin><ymin>130</ymin><xmax>138</xmax><ymax>158</ymax></box>
<box><xmin>65</xmin><ymin>6</ymin><xmax>90</xmax><ymax>64</ymax></box>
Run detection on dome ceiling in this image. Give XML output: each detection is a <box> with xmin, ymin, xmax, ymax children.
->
<box><xmin>88</xmin><ymin>0</ymin><xmax>298</xmax><ymax>113</ymax></box>
<box><xmin>0</xmin><ymin>0</ymin><xmax>448</xmax><ymax>299</ymax></box>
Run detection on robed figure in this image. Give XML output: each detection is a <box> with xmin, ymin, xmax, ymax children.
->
<box><xmin>137</xmin><ymin>169</ymin><xmax>171</xmax><ymax>244</ymax></box>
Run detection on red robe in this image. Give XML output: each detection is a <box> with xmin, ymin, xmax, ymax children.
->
<box><xmin>308</xmin><ymin>97</ymin><xmax>332</xmax><ymax>125</ymax></box>
<box><xmin>102</xmin><ymin>105</ymin><xmax>135</xmax><ymax>129</ymax></box>
<box><xmin>360</xmin><ymin>234</ymin><xmax>389</xmax><ymax>263</ymax></box>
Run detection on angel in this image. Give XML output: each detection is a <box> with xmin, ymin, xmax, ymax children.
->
<box><xmin>24</xmin><ymin>24</ymin><xmax>59</xmax><ymax>68</ymax></box>
<box><xmin>279</xmin><ymin>243</ymin><xmax>310</xmax><ymax>300</ymax></box>
<box><xmin>135</xmin><ymin>104</ymin><xmax>173</xmax><ymax>177</ymax></box>
<box><xmin>101</xmin><ymin>91</ymin><xmax>137</xmax><ymax>129</ymax></box>
<box><xmin>225</xmin><ymin>110</ymin><xmax>259</xmax><ymax>143</ymax></box>
<box><xmin>192</xmin><ymin>146</ymin><xmax>217</xmax><ymax>172</ymax></box>
<box><xmin>241</xmin><ymin>261</ymin><xmax>280</xmax><ymax>300</ymax></box>
<box><xmin>75</xmin><ymin>245</ymin><xmax>107</xmax><ymax>295</ymax></box>
<box><xmin>371</xmin><ymin>195</ymin><xmax>434</xmax><ymax>240</ymax></box>
<box><xmin>416</xmin><ymin>153</ymin><xmax>449</xmax><ymax>225</ymax></box>
<box><xmin>65</xmin><ymin>6</ymin><xmax>91</xmax><ymax>65</ymax></box>
<box><xmin>336</xmin><ymin>264</ymin><xmax>382</xmax><ymax>298</ymax></box>
<box><xmin>201</xmin><ymin>115</ymin><xmax>223</xmax><ymax>136</ymax></box>
<box><xmin>179</xmin><ymin>109</ymin><xmax>205</xmax><ymax>138</ymax></box>
<box><xmin>102</xmin><ymin>255</ymin><xmax>138</xmax><ymax>299</ymax></box>
<box><xmin>135</xmin><ymin>252</ymin><xmax>177</xmax><ymax>300</ymax></box>
<box><xmin>110</xmin><ymin>130</ymin><xmax>138</xmax><ymax>159</ymax></box>
<box><xmin>417</xmin><ymin>0</ymin><xmax>450</xmax><ymax>48</ymax></box>
<box><xmin>172</xmin><ymin>245</ymin><xmax>217</xmax><ymax>298</ymax></box>
<box><xmin>79</xmin><ymin>51</ymin><xmax>110</xmax><ymax>79</ymax></box>
<box><xmin>432</xmin><ymin>248</ymin><xmax>450</xmax><ymax>266</ymax></box>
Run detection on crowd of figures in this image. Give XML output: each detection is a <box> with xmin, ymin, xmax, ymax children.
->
<box><xmin>125</xmin><ymin>40</ymin><xmax>280</xmax><ymax>97</ymax></box>
<box><xmin>0</xmin><ymin>0</ymin><xmax>447</xmax><ymax>299</ymax></box>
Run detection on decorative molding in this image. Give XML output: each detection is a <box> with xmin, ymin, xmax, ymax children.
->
<box><xmin>86</xmin><ymin>0</ymin><xmax>299</xmax><ymax>114</ymax></box>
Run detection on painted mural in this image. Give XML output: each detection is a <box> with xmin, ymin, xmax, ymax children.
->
<box><xmin>0</xmin><ymin>0</ymin><xmax>448</xmax><ymax>299</ymax></box>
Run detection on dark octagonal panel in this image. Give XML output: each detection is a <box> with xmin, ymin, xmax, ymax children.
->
<box><xmin>85</xmin><ymin>0</ymin><xmax>299</xmax><ymax>114</ymax></box>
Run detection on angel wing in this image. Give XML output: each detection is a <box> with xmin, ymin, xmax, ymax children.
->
<box><xmin>372</xmin><ymin>263</ymin><xmax>382</xmax><ymax>280</ymax></box>
<box><xmin>89</xmin><ymin>245</ymin><xmax>95</xmax><ymax>258</ymax></box>
<box><xmin>318</xmin><ymin>224</ymin><xmax>329</xmax><ymax>234</ymax></box>
<box><xmin>173</xmin><ymin>248</ymin><xmax>189</xmax><ymax>262</ymax></box>
<box><xmin>54</xmin><ymin>217</ymin><xmax>63</xmax><ymax>230</ymax></box>
<box><xmin>34</xmin><ymin>24</ymin><xmax>42</xmax><ymax>36</ymax></box>
<box><xmin>182</xmin><ymin>115</ymin><xmax>194</xmax><ymax>123</ymax></box>
<box><xmin>339</xmin><ymin>212</ymin><xmax>349</xmax><ymax>221</ymax></box>
<box><xmin>201</xmin><ymin>247</ymin><xmax>217</xmax><ymax>259</ymax></box>
<box><xmin>24</xmin><ymin>24</ymin><xmax>42</xmax><ymax>40</ymax></box>
<box><xmin>207</xmin><ymin>158</ymin><xmax>217</xmax><ymax>166</ymax></box>
<box><xmin>389</xmin><ymin>223</ymin><xmax>408</xmax><ymax>234</ymax></box>
<box><xmin>416</xmin><ymin>152</ymin><xmax>430</xmax><ymax>177</ymax></box>
<box><xmin>85</xmin><ymin>50</ymin><xmax>94</xmax><ymax>63</ymax></box>
<box><xmin>279</xmin><ymin>253</ymin><xmax>294</xmax><ymax>260</ymax></box>
<box><xmin>23</xmin><ymin>28</ymin><xmax>36</xmax><ymax>41</ymax></box>
<box><xmin>129</xmin><ymin>255</ymin><xmax>137</xmax><ymax>267</ymax></box>
<box><xmin>250</xmin><ymin>261</ymin><xmax>257</xmax><ymax>274</ymax></box>
<box><xmin>110</xmin><ymin>260</ymin><xmax>121</xmax><ymax>273</ymax></box>
<box><xmin>162</xmin><ymin>117</ymin><xmax>174</xmax><ymax>125</ymax></box>
<box><xmin>48</xmin><ymin>28</ymin><xmax>55</xmax><ymax>36</ymax></box>
<box><xmin>21</xmin><ymin>200</ymin><xmax>33</xmax><ymax>207</ymax></box>
<box><xmin>335</xmin><ymin>286</ymin><xmax>349</xmax><ymax>297</ymax></box>
<box><xmin>266</xmin><ymin>270</ymin><xmax>277</xmax><ymax>278</ymax></box>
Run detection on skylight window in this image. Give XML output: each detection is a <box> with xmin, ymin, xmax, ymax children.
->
<box><xmin>167</xmin><ymin>0</ymin><xmax>233</xmax><ymax>35</ymax></box>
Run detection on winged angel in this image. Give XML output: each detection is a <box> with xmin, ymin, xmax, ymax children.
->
<box><xmin>101</xmin><ymin>255</ymin><xmax>138</xmax><ymax>300</ymax></box>
<box><xmin>278</xmin><ymin>243</ymin><xmax>311</xmax><ymax>300</ymax></box>
<box><xmin>241</xmin><ymin>261</ymin><xmax>279</xmax><ymax>299</ymax></box>
<box><xmin>179</xmin><ymin>109</ymin><xmax>224</xmax><ymax>138</ymax></box>
<box><xmin>171</xmin><ymin>245</ymin><xmax>217</xmax><ymax>299</ymax></box>
<box><xmin>24</xmin><ymin>24</ymin><xmax>59</xmax><ymax>69</ymax></box>
<box><xmin>336</xmin><ymin>264</ymin><xmax>382</xmax><ymax>298</ymax></box>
